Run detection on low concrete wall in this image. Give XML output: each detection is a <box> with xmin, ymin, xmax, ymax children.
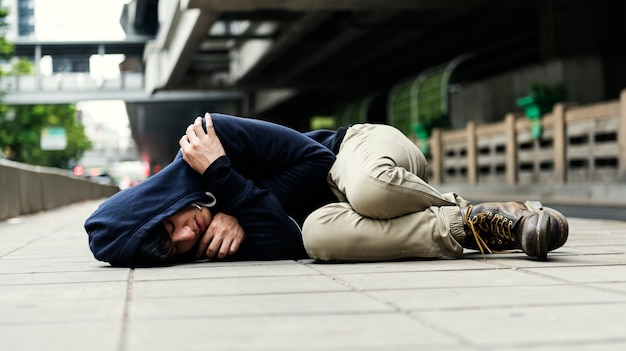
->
<box><xmin>0</xmin><ymin>159</ymin><xmax>119</xmax><ymax>220</ymax></box>
<box><xmin>436</xmin><ymin>183</ymin><xmax>626</xmax><ymax>208</ymax></box>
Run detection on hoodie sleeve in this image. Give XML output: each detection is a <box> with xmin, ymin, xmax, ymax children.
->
<box><xmin>201</xmin><ymin>114</ymin><xmax>338</xmax><ymax>260</ymax></box>
<box><xmin>209</xmin><ymin>114</ymin><xmax>337</xmax><ymax>224</ymax></box>
<box><xmin>200</xmin><ymin>155</ymin><xmax>307</xmax><ymax>260</ymax></box>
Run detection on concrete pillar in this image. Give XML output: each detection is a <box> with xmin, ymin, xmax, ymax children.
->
<box><xmin>539</xmin><ymin>0</ymin><xmax>605</xmax><ymax>60</ymax></box>
<box><xmin>430</xmin><ymin>128</ymin><xmax>442</xmax><ymax>184</ymax></box>
<box><xmin>619</xmin><ymin>89</ymin><xmax>626</xmax><ymax>180</ymax></box>
<box><xmin>466</xmin><ymin>121</ymin><xmax>477</xmax><ymax>185</ymax></box>
<box><xmin>553</xmin><ymin>103</ymin><xmax>567</xmax><ymax>183</ymax></box>
<box><xmin>35</xmin><ymin>44</ymin><xmax>42</xmax><ymax>91</ymax></box>
<box><xmin>505</xmin><ymin>113</ymin><xmax>518</xmax><ymax>185</ymax></box>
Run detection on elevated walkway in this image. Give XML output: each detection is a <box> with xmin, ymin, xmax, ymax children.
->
<box><xmin>0</xmin><ymin>72</ymin><xmax>147</xmax><ymax>104</ymax></box>
<box><xmin>1</xmin><ymin>199</ymin><xmax>625</xmax><ymax>350</ymax></box>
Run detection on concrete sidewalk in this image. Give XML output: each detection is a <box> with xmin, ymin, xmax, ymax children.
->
<box><xmin>1</xmin><ymin>200</ymin><xmax>626</xmax><ymax>351</ymax></box>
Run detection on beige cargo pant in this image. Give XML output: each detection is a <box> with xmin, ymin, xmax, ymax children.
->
<box><xmin>303</xmin><ymin>123</ymin><xmax>469</xmax><ymax>261</ymax></box>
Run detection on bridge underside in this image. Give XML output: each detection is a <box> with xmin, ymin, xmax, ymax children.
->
<box><xmin>125</xmin><ymin>94</ymin><xmax>243</xmax><ymax>168</ymax></box>
<box><xmin>130</xmin><ymin>0</ymin><xmax>626</xmax><ymax>167</ymax></box>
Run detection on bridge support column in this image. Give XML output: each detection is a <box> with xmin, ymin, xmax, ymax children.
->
<box><xmin>619</xmin><ymin>89</ymin><xmax>626</xmax><ymax>181</ymax></box>
<box><xmin>505</xmin><ymin>113</ymin><xmax>518</xmax><ymax>185</ymax></box>
<box><xmin>466</xmin><ymin>121</ymin><xmax>477</xmax><ymax>185</ymax></box>
<box><xmin>553</xmin><ymin>103</ymin><xmax>567</xmax><ymax>184</ymax></box>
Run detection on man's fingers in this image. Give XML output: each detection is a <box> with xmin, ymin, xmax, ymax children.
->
<box><xmin>204</xmin><ymin>113</ymin><xmax>213</xmax><ymax>129</ymax></box>
<box><xmin>217</xmin><ymin>237</ymin><xmax>233</xmax><ymax>259</ymax></box>
<box><xmin>229</xmin><ymin>237</ymin><xmax>243</xmax><ymax>255</ymax></box>
<box><xmin>196</xmin><ymin>231</ymin><xmax>214</xmax><ymax>258</ymax></box>
<box><xmin>204</xmin><ymin>113</ymin><xmax>220</xmax><ymax>137</ymax></box>
<box><xmin>192</xmin><ymin>116</ymin><xmax>206</xmax><ymax>139</ymax></box>
<box><xmin>179</xmin><ymin>134</ymin><xmax>188</xmax><ymax>148</ymax></box>
<box><xmin>186</xmin><ymin>122</ymin><xmax>199</xmax><ymax>143</ymax></box>
<box><xmin>206</xmin><ymin>236</ymin><xmax>224</xmax><ymax>258</ymax></box>
<box><xmin>182</xmin><ymin>114</ymin><xmax>212</xmax><ymax>146</ymax></box>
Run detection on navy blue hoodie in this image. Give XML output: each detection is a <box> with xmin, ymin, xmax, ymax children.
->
<box><xmin>84</xmin><ymin>113</ymin><xmax>339</xmax><ymax>266</ymax></box>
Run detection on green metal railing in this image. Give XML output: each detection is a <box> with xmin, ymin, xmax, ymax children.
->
<box><xmin>335</xmin><ymin>95</ymin><xmax>373</xmax><ymax>127</ymax></box>
<box><xmin>388</xmin><ymin>54</ymin><xmax>473</xmax><ymax>152</ymax></box>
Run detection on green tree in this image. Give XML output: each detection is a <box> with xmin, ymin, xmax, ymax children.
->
<box><xmin>0</xmin><ymin>3</ymin><xmax>14</xmax><ymax>62</ymax></box>
<box><xmin>0</xmin><ymin>1</ymin><xmax>92</xmax><ymax>169</ymax></box>
<box><xmin>0</xmin><ymin>104</ymin><xmax>92</xmax><ymax>168</ymax></box>
<box><xmin>11</xmin><ymin>57</ymin><xmax>33</xmax><ymax>75</ymax></box>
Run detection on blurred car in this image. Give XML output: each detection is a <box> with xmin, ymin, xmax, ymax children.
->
<box><xmin>87</xmin><ymin>172</ymin><xmax>117</xmax><ymax>186</ymax></box>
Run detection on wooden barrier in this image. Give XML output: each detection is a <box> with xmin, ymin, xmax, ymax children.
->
<box><xmin>430</xmin><ymin>89</ymin><xmax>626</xmax><ymax>185</ymax></box>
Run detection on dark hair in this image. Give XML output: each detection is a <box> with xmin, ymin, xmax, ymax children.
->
<box><xmin>132</xmin><ymin>199</ymin><xmax>218</xmax><ymax>267</ymax></box>
<box><xmin>131</xmin><ymin>224</ymin><xmax>173</xmax><ymax>267</ymax></box>
<box><xmin>131</xmin><ymin>223</ymin><xmax>200</xmax><ymax>267</ymax></box>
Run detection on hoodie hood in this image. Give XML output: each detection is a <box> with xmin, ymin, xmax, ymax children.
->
<box><xmin>84</xmin><ymin>155</ymin><xmax>213</xmax><ymax>266</ymax></box>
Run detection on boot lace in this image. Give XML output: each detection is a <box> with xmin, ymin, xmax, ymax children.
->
<box><xmin>464</xmin><ymin>205</ymin><xmax>516</xmax><ymax>258</ymax></box>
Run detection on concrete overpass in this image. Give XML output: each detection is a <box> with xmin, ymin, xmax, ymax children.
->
<box><xmin>132</xmin><ymin>0</ymin><xmax>626</xmax><ymax>169</ymax></box>
<box><xmin>3</xmin><ymin>0</ymin><xmax>625</xmax><ymax>170</ymax></box>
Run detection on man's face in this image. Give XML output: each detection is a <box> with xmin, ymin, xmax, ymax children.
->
<box><xmin>162</xmin><ymin>205</ymin><xmax>213</xmax><ymax>256</ymax></box>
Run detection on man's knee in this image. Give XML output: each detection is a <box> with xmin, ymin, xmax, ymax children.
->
<box><xmin>302</xmin><ymin>203</ymin><xmax>352</xmax><ymax>257</ymax></box>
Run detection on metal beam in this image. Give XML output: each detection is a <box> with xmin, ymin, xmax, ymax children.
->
<box><xmin>1</xmin><ymin>90</ymin><xmax>243</xmax><ymax>105</ymax></box>
<box><xmin>236</xmin><ymin>12</ymin><xmax>332</xmax><ymax>84</ymax></box>
<box><xmin>276</xmin><ymin>12</ymin><xmax>398</xmax><ymax>84</ymax></box>
<box><xmin>186</xmin><ymin>0</ymin><xmax>485</xmax><ymax>11</ymax></box>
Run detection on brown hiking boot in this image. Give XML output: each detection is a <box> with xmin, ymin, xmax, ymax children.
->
<box><xmin>461</xmin><ymin>201</ymin><xmax>569</xmax><ymax>260</ymax></box>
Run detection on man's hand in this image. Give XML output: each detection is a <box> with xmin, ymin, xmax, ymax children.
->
<box><xmin>196</xmin><ymin>212</ymin><xmax>246</xmax><ymax>259</ymax></box>
<box><xmin>179</xmin><ymin>113</ymin><xmax>226</xmax><ymax>174</ymax></box>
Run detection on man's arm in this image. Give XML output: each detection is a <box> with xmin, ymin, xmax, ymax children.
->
<box><xmin>180</xmin><ymin>113</ymin><xmax>309</xmax><ymax>260</ymax></box>
<box><xmin>210</xmin><ymin>113</ymin><xmax>337</xmax><ymax>225</ymax></box>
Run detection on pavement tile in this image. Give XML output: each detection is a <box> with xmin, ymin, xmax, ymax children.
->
<box><xmin>132</xmin><ymin>260</ymin><xmax>319</xmax><ymax>281</ymax></box>
<box><xmin>126</xmin><ymin>314</ymin><xmax>461</xmax><ymax>351</ymax></box>
<box><xmin>592</xmin><ymin>282</ymin><xmax>626</xmax><ymax>294</ymax></box>
<box><xmin>0</xmin><ymin>269</ymin><xmax>129</xmax><ymax>285</ymax></box>
<box><xmin>559</xmin><ymin>245</ymin><xmax>626</xmax><ymax>254</ymax></box>
<box><xmin>301</xmin><ymin>257</ymin><xmax>497</xmax><ymax>274</ymax></box>
<box><xmin>495</xmin><ymin>342</ymin><xmax>626</xmax><ymax>351</ymax></box>
<box><xmin>2</xmin><ymin>200</ymin><xmax>626</xmax><ymax>351</ymax></box>
<box><xmin>328</xmin><ymin>267</ymin><xmax>562</xmax><ymax>291</ymax></box>
<box><xmin>415</xmin><ymin>303</ymin><xmax>626</xmax><ymax>348</ymax></box>
<box><xmin>482</xmin><ymin>253</ymin><xmax>626</xmax><ymax>268</ymax></box>
<box><xmin>367</xmin><ymin>284</ymin><xmax>626</xmax><ymax>311</ymax></box>
<box><xmin>130</xmin><ymin>291</ymin><xmax>394</xmax><ymax>319</ymax></box>
<box><xmin>0</xmin><ymin>298</ymin><xmax>125</xmax><ymax>324</ymax></box>
<box><xmin>1</xmin><ymin>281</ymin><xmax>128</xmax><ymax>302</ymax></box>
<box><xmin>0</xmin><ymin>322</ymin><xmax>121</xmax><ymax>351</ymax></box>
<box><xmin>0</xmin><ymin>258</ymin><xmax>117</xmax><ymax>274</ymax></box>
<box><xmin>132</xmin><ymin>274</ymin><xmax>348</xmax><ymax>298</ymax></box>
<box><xmin>523</xmin><ymin>265</ymin><xmax>626</xmax><ymax>284</ymax></box>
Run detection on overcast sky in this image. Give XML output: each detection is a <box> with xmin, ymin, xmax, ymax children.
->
<box><xmin>34</xmin><ymin>0</ymin><xmax>129</xmax><ymax>41</ymax></box>
<box><xmin>32</xmin><ymin>1</ymin><xmax>135</xmax><ymax>132</ymax></box>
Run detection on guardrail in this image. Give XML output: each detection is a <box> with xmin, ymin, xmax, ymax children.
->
<box><xmin>0</xmin><ymin>159</ymin><xmax>119</xmax><ymax>220</ymax></box>
<box><xmin>429</xmin><ymin>89</ymin><xmax>626</xmax><ymax>185</ymax></box>
<box><xmin>0</xmin><ymin>72</ymin><xmax>144</xmax><ymax>93</ymax></box>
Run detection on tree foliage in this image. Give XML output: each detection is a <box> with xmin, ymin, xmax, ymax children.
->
<box><xmin>0</xmin><ymin>104</ymin><xmax>92</xmax><ymax>168</ymax></box>
<box><xmin>0</xmin><ymin>1</ymin><xmax>13</xmax><ymax>61</ymax></box>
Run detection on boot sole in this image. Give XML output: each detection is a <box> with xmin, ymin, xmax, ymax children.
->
<box><xmin>544</xmin><ymin>207</ymin><xmax>569</xmax><ymax>250</ymax></box>
<box><xmin>525</xmin><ymin>201</ymin><xmax>549</xmax><ymax>261</ymax></box>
